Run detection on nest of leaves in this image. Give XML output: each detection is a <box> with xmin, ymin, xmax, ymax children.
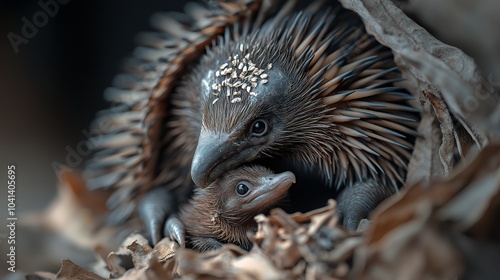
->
<box><xmin>28</xmin><ymin>0</ymin><xmax>500</xmax><ymax>279</ymax></box>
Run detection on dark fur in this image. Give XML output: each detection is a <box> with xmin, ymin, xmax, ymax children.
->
<box><xmin>180</xmin><ymin>166</ymin><xmax>293</xmax><ymax>251</ymax></box>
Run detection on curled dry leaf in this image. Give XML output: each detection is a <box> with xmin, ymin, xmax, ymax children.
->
<box><xmin>253</xmin><ymin>200</ymin><xmax>360</xmax><ymax>279</ymax></box>
<box><xmin>126</xmin><ymin>236</ymin><xmax>178</xmax><ymax>269</ymax></box>
<box><xmin>404</xmin><ymin>99</ymin><xmax>444</xmax><ymax>184</ymax></box>
<box><xmin>88</xmin><ymin>232</ymin><xmax>178</xmax><ymax>279</ymax></box>
<box><xmin>339</xmin><ymin>0</ymin><xmax>497</xmax><ymax>184</ymax></box>
<box><xmin>436</xmin><ymin>144</ymin><xmax>500</xmax><ymax>240</ymax></box>
<box><xmin>58</xmin><ymin>259</ymin><xmax>105</xmax><ymax>280</ymax></box>
<box><xmin>351</xmin><ymin>142</ymin><xmax>500</xmax><ymax>280</ymax></box>
<box><xmin>153</xmin><ymin>238</ymin><xmax>179</xmax><ymax>262</ymax></box>
<box><xmin>421</xmin><ymin>90</ymin><xmax>455</xmax><ymax>175</ymax></box>
<box><xmin>339</xmin><ymin>0</ymin><xmax>500</xmax><ymax>136</ymax></box>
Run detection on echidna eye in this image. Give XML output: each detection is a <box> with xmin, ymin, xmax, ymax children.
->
<box><xmin>236</xmin><ymin>183</ymin><xmax>250</xmax><ymax>196</ymax></box>
<box><xmin>250</xmin><ymin>119</ymin><xmax>268</xmax><ymax>136</ymax></box>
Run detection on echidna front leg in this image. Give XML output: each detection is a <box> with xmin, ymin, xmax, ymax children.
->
<box><xmin>190</xmin><ymin>237</ymin><xmax>224</xmax><ymax>252</ymax></box>
<box><xmin>337</xmin><ymin>180</ymin><xmax>395</xmax><ymax>231</ymax></box>
<box><xmin>138</xmin><ymin>186</ymin><xmax>180</xmax><ymax>245</ymax></box>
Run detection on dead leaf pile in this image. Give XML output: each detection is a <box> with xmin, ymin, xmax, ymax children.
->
<box><xmin>30</xmin><ymin>200</ymin><xmax>356</xmax><ymax>279</ymax></box>
<box><xmin>30</xmin><ymin>144</ymin><xmax>500</xmax><ymax>279</ymax></box>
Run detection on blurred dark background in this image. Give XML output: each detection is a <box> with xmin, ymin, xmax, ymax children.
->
<box><xmin>0</xmin><ymin>0</ymin><xmax>184</xmax><ymax>277</ymax></box>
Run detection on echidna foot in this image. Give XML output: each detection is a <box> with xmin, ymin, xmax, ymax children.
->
<box><xmin>138</xmin><ymin>187</ymin><xmax>178</xmax><ymax>245</ymax></box>
<box><xmin>337</xmin><ymin>180</ymin><xmax>395</xmax><ymax>231</ymax></box>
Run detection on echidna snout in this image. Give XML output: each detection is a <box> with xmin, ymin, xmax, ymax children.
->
<box><xmin>191</xmin><ymin>58</ymin><xmax>294</xmax><ymax>188</ymax></box>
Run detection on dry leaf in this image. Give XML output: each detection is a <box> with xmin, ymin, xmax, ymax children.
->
<box><xmin>421</xmin><ymin>90</ymin><xmax>455</xmax><ymax>174</ymax></box>
<box><xmin>56</xmin><ymin>259</ymin><xmax>105</xmax><ymax>280</ymax></box>
<box><xmin>405</xmin><ymin>99</ymin><xmax>444</xmax><ymax>184</ymax></box>
<box><xmin>153</xmin><ymin>238</ymin><xmax>178</xmax><ymax>262</ymax></box>
<box><xmin>351</xmin><ymin>142</ymin><xmax>500</xmax><ymax>280</ymax></box>
<box><xmin>339</xmin><ymin>0</ymin><xmax>500</xmax><ymax>135</ymax></box>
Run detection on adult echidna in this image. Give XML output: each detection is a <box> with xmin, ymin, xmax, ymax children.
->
<box><xmin>84</xmin><ymin>0</ymin><xmax>419</xmax><ymax>244</ymax></box>
<box><xmin>180</xmin><ymin>165</ymin><xmax>295</xmax><ymax>252</ymax></box>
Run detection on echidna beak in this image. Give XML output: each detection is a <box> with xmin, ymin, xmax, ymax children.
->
<box><xmin>191</xmin><ymin>129</ymin><xmax>241</xmax><ymax>188</ymax></box>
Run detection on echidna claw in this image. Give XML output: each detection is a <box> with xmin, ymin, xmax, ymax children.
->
<box><xmin>137</xmin><ymin>186</ymin><xmax>176</xmax><ymax>245</ymax></box>
<box><xmin>164</xmin><ymin>215</ymin><xmax>185</xmax><ymax>247</ymax></box>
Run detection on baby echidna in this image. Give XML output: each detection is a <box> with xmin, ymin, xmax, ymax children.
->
<box><xmin>180</xmin><ymin>165</ymin><xmax>295</xmax><ymax>252</ymax></box>
<box><xmin>84</xmin><ymin>0</ymin><xmax>419</xmax><ymax>243</ymax></box>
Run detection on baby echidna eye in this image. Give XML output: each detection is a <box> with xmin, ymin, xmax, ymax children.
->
<box><xmin>236</xmin><ymin>183</ymin><xmax>250</xmax><ymax>196</ymax></box>
<box><xmin>250</xmin><ymin>119</ymin><xmax>268</xmax><ymax>136</ymax></box>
